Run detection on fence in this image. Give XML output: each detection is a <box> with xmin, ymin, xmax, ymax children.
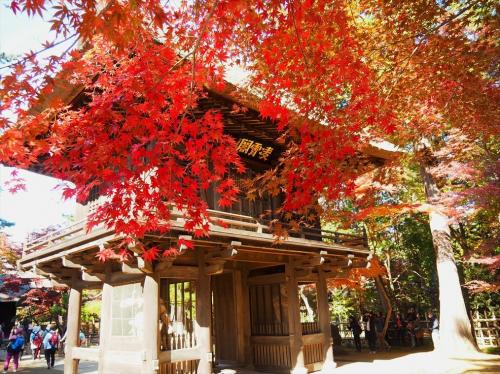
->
<box><xmin>336</xmin><ymin>310</ymin><xmax>500</xmax><ymax>349</ymax></box>
<box><xmin>473</xmin><ymin>310</ymin><xmax>500</xmax><ymax>348</ymax></box>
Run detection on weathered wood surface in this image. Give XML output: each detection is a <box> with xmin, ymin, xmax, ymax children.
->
<box><xmin>64</xmin><ymin>286</ymin><xmax>82</xmax><ymax>374</ymax></box>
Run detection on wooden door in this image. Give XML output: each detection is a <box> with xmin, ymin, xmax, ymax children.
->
<box><xmin>212</xmin><ymin>272</ymin><xmax>238</xmax><ymax>364</ymax></box>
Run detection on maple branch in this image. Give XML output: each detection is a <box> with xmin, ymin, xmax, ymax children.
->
<box><xmin>391</xmin><ymin>0</ymin><xmax>481</xmax><ymax>47</ymax></box>
<box><xmin>385</xmin><ymin>44</ymin><xmax>420</xmax><ymax>99</ymax></box>
<box><xmin>289</xmin><ymin>2</ymin><xmax>312</xmax><ymax>72</ymax></box>
<box><xmin>0</xmin><ymin>34</ymin><xmax>77</xmax><ymax>70</ymax></box>
<box><xmin>178</xmin><ymin>0</ymin><xmax>220</xmax><ymax>129</ymax></box>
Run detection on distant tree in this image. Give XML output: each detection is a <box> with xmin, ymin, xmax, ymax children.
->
<box><xmin>0</xmin><ymin>218</ymin><xmax>15</xmax><ymax>229</ymax></box>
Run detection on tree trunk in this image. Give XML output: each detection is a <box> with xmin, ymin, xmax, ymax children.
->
<box><xmin>420</xmin><ymin>159</ymin><xmax>478</xmax><ymax>356</ymax></box>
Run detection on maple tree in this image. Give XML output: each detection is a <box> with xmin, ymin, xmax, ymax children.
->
<box><xmin>0</xmin><ymin>0</ymin><xmax>498</xmax><ymax>357</ymax></box>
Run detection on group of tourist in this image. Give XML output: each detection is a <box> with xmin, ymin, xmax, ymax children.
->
<box><xmin>1</xmin><ymin>321</ymin><xmax>84</xmax><ymax>373</ymax></box>
<box><xmin>347</xmin><ymin>309</ymin><xmax>439</xmax><ymax>353</ymax></box>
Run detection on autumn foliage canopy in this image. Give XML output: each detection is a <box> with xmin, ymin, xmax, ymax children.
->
<box><xmin>0</xmin><ymin>0</ymin><xmax>497</xmax><ymax>266</ymax></box>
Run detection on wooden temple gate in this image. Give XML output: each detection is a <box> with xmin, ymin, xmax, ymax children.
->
<box><xmin>18</xmin><ymin>208</ymin><xmax>374</xmax><ymax>374</ymax></box>
<box><xmin>17</xmin><ymin>85</ymin><xmax>395</xmax><ymax>374</ymax></box>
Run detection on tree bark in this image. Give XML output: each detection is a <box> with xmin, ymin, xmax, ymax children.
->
<box><xmin>420</xmin><ymin>159</ymin><xmax>478</xmax><ymax>356</ymax></box>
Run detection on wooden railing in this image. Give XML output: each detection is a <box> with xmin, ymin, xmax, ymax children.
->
<box><xmin>336</xmin><ymin>310</ymin><xmax>500</xmax><ymax>349</ymax></box>
<box><xmin>23</xmin><ymin>218</ymin><xmax>89</xmax><ymax>256</ymax></box>
<box><xmin>301</xmin><ymin>321</ymin><xmax>321</xmax><ymax>335</ymax></box>
<box><xmin>23</xmin><ymin>207</ymin><xmax>367</xmax><ymax>256</ymax></box>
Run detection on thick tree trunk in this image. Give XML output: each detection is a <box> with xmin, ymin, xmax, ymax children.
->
<box><xmin>420</xmin><ymin>160</ymin><xmax>478</xmax><ymax>356</ymax></box>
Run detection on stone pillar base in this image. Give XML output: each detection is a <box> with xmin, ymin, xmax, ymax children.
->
<box><xmin>320</xmin><ymin>360</ymin><xmax>337</xmax><ymax>373</ymax></box>
<box><xmin>291</xmin><ymin>367</ymin><xmax>308</xmax><ymax>374</ymax></box>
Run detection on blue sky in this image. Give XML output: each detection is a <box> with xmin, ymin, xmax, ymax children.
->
<box><xmin>0</xmin><ymin>7</ymin><xmax>76</xmax><ymax>244</ymax></box>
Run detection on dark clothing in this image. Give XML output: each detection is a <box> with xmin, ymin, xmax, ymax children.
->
<box><xmin>364</xmin><ymin>315</ymin><xmax>377</xmax><ymax>352</ymax></box>
<box><xmin>353</xmin><ymin>333</ymin><xmax>362</xmax><ymax>352</ymax></box>
<box><xmin>366</xmin><ymin>330</ymin><xmax>377</xmax><ymax>352</ymax></box>
<box><xmin>374</xmin><ymin>316</ymin><xmax>385</xmax><ymax>333</ymax></box>
<box><xmin>45</xmin><ymin>347</ymin><xmax>56</xmax><ymax>368</ymax></box>
<box><xmin>349</xmin><ymin>319</ymin><xmax>362</xmax><ymax>352</ymax></box>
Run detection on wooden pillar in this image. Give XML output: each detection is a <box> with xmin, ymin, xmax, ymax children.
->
<box><xmin>286</xmin><ymin>262</ymin><xmax>306</xmax><ymax>374</ymax></box>
<box><xmin>64</xmin><ymin>286</ymin><xmax>82</xmax><ymax>374</ymax></box>
<box><xmin>98</xmin><ymin>270</ymin><xmax>112</xmax><ymax>374</ymax></box>
<box><xmin>196</xmin><ymin>251</ymin><xmax>212</xmax><ymax>374</ymax></box>
<box><xmin>233</xmin><ymin>267</ymin><xmax>252</xmax><ymax>367</ymax></box>
<box><xmin>142</xmin><ymin>274</ymin><xmax>159</xmax><ymax>374</ymax></box>
<box><xmin>241</xmin><ymin>267</ymin><xmax>253</xmax><ymax>368</ymax></box>
<box><xmin>317</xmin><ymin>271</ymin><xmax>336</xmax><ymax>372</ymax></box>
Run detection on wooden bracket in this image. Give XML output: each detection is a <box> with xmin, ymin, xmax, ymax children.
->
<box><xmin>137</xmin><ymin>256</ymin><xmax>153</xmax><ymax>274</ymax></box>
<box><xmin>155</xmin><ymin>258</ymin><xmax>175</xmax><ymax>273</ymax></box>
<box><xmin>178</xmin><ymin>235</ymin><xmax>193</xmax><ymax>255</ymax></box>
<box><xmin>82</xmin><ymin>271</ymin><xmax>105</xmax><ymax>282</ymax></box>
<box><xmin>62</xmin><ymin>256</ymin><xmax>85</xmax><ymax>270</ymax></box>
<box><xmin>205</xmin><ymin>259</ymin><xmax>225</xmax><ymax>275</ymax></box>
<box><xmin>347</xmin><ymin>254</ymin><xmax>355</xmax><ymax>267</ymax></box>
<box><xmin>122</xmin><ymin>262</ymin><xmax>144</xmax><ymax>275</ymax></box>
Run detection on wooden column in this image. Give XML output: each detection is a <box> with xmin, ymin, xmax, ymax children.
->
<box><xmin>98</xmin><ymin>269</ymin><xmax>112</xmax><ymax>374</ymax></box>
<box><xmin>241</xmin><ymin>267</ymin><xmax>253</xmax><ymax>368</ymax></box>
<box><xmin>196</xmin><ymin>251</ymin><xmax>212</xmax><ymax>374</ymax></box>
<box><xmin>142</xmin><ymin>274</ymin><xmax>159</xmax><ymax>374</ymax></box>
<box><xmin>286</xmin><ymin>262</ymin><xmax>306</xmax><ymax>374</ymax></box>
<box><xmin>64</xmin><ymin>286</ymin><xmax>82</xmax><ymax>374</ymax></box>
<box><xmin>317</xmin><ymin>271</ymin><xmax>336</xmax><ymax>372</ymax></box>
<box><xmin>233</xmin><ymin>267</ymin><xmax>252</xmax><ymax>367</ymax></box>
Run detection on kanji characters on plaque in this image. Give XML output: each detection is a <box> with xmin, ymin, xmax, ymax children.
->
<box><xmin>236</xmin><ymin>138</ymin><xmax>274</xmax><ymax>161</ymax></box>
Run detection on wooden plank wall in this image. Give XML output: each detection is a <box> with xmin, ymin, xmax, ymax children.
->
<box><xmin>252</xmin><ymin>343</ymin><xmax>291</xmax><ymax>372</ymax></box>
<box><xmin>303</xmin><ymin>343</ymin><xmax>323</xmax><ymax>366</ymax></box>
<box><xmin>159</xmin><ymin>360</ymin><xmax>199</xmax><ymax>374</ymax></box>
<box><xmin>249</xmin><ymin>283</ymin><xmax>289</xmax><ymax>336</ymax></box>
<box><xmin>213</xmin><ymin>273</ymin><xmax>238</xmax><ymax>362</ymax></box>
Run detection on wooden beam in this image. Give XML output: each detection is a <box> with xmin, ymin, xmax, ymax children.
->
<box><xmin>247</xmin><ymin>273</ymin><xmax>286</xmax><ymax>285</ymax></box>
<box><xmin>121</xmin><ymin>262</ymin><xmax>143</xmax><ymax>275</ymax></box>
<box><xmin>156</xmin><ymin>266</ymin><xmax>198</xmax><ymax>279</ymax></box>
<box><xmin>108</xmin><ymin>272</ymin><xmax>145</xmax><ymax>285</ymax></box>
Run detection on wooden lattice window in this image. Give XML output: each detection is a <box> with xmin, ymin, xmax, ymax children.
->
<box><xmin>159</xmin><ymin>279</ymin><xmax>197</xmax><ymax>351</ymax></box>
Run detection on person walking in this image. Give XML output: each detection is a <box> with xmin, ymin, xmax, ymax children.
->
<box><xmin>428</xmin><ymin>312</ymin><xmax>440</xmax><ymax>349</ymax></box>
<box><xmin>374</xmin><ymin>312</ymin><xmax>391</xmax><ymax>351</ymax></box>
<box><xmin>30</xmin><ymin>325</ymin><xmax>43</xmax><ymax>360</ymax></box>
<box><xmin>2</xmin><ymin>327</ymin><xmax>25</xmax><ymax>373</ymax></box>
<box><xmin>42</xmin><ymin>326</ymin><xmax>60</xmax><ymax>369</ymax></box>
<box><xmin>364</xmin><ymin>312</ymin><xmax>377</xmax><ymax>353</ymax></box>
<box><xmin>348</xmin><ymin>315</ymin><xmax>362</xmax><ymax>352</ymax></box>
<box><xmin>395</xmin><ymin>313</ymin><xmax>406</xmax><ymax>346</ymax></box>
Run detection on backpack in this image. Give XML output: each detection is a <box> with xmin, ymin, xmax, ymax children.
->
<box><xmin>49</xmin><ymin>332</ymin><xmax>59</xmax><ymax>348</ymax></box>
<box><xmin>33</xmin><ymin>333</ymin><xmax>43</xmax><ymax>347</ymax></box>
<box><xmin>8</xmin><ymin>335</ymin><xmax>25</xmax><ymax>352</ymax></box>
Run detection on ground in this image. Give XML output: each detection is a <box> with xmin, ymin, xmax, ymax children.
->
<box><xmin>2</xmin><ymin>348</ymin><xmax>499</xmax><ymax>373</ymax></box>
